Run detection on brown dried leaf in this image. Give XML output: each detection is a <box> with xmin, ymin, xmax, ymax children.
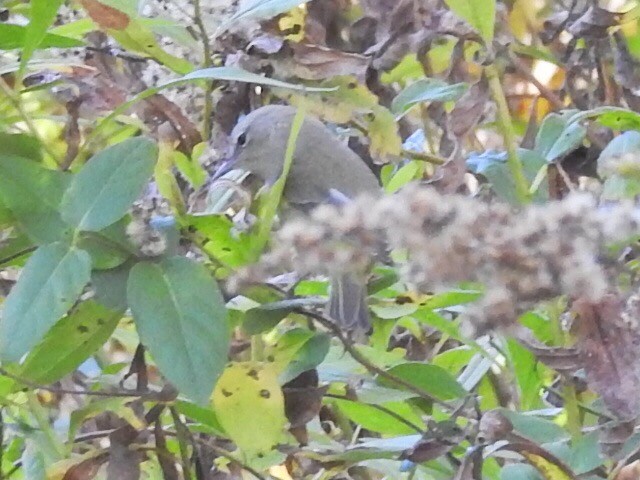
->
<box><xmin>568</xmin><ymin>6</ymin><xmax>624</xmax><ymax>39</ymax></box>
<box><xmin>447</xmin><ymin>78</ymin><xmax>491</xmax><ymax>139</ymax></box>
<box><xmin>80</xmin><ymin>0</ymin><xmax>130</xmax><ymax>30</ymax></box>
<box><xmin>572</xmin><ymin>294</ymin><xmax>640</xmax><ymax>420</ymax></box>
<box><xmin>283</xmin><ymin>370</ymin><xmax>328</xmax><ymax>431</ymax></box>
<box><xmin>62</xmin><ymin>453</ymin><xmax>109</xmax><ymax>480</ymax></box>
<box><xmin>288</xmin><ymin>43</ymin><xmax>370</xmax><ymax>81</ymax></box>
<box><xmin>519</xmin><ymin>337</ymin><xmax>581</xmax><ymax>373</ymax></box>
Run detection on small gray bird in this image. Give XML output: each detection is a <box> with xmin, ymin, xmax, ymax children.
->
<box><xmin>213</xmin><ymin>105</ymin><xmax>380</xmax><ymax>332</ymax></box>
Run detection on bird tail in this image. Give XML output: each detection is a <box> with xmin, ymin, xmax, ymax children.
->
<box><xmin>327</xmin><ymin>272</ymin><xmax>371</xmax><ymax>333</ymax></box>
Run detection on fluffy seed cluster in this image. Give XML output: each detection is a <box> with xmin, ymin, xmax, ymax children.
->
<box><xmin>242</xmin><ymin>186</ymin><xmax>640</xmax><ymax>334</ymax></box>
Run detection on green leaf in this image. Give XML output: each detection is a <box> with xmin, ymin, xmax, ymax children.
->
<box><xmin>221</xmin><ymin>0</ymin><xmax>312</xmax><ymax>31</ymax></box>
<box><xmin>0</xmin><ymin>242</ymin><xmax>91</xmax><ymax>362</ymax></box>
<box><xmin>91</xmin><ymin>260</ymin><xmax>134</xmax><ymax>311</ymax></box>
<box><xmin>176</xmin><ymin>67</ymin><xmax>336</xmax><ymax>92</ymax></box>
<box><xmin>243</xmin><ymin>302</ymin><xmax>295</xmax><ymax>335</ymax></box>
<box><xmin>597</xmin><ymin>109</ymin><xmax>640</xmax><ymax>131</ymax></box>
<box><xmin>381</xmin><ymin>362</ymin><xmax>467</xmax><ymax>401</ymax></box>
<box><xmin>280</xmin><ymin>333</ymin><xmax>329</xmax><ymax>384</ymax></box>
<box><xmin>77</xmin><ymin>217</ymin><xmax>134</xmax><ymax>270</ymax></box>
<box><xmin>212</xmin><ymin>361</ymin><xmax>286</xmax><ymax>458</ymax></box>
<box><xmin>391</xmin><ymin>79</ymin><xmax>467</xmax><ymax>114</ymax></box>
<box><xmin>0</xmin><ymin>24</ymin><xmax>82</xmax><ymax>50</ymax></box>
<box><xmin>61</xmin><ymin>138</ymin><xmax>157</xmax><ymax>231</ymax></box>
<box><xmin>467</xmin><ymin>148</ymin><xmax>548</xmax><ymax>206</ymax></box>
<box><xmin>0</xmin><ymin>133</ymin><xmax>42</xmax><ymax>162</ymax></box>
<box><xmin>174</xmin><ymin>400</ymin><xmax>225</xmax><ymax>436</ymax></box>
<box><xmin>444</xmin><ymin>0</ymin><xmax>495</xmax><ymax>42</ymax></box>
<box><xmin>127</xmin><ymin>256</ymin><xmax>229</xmax><ymax>404</ymax></box>
<box><xmin>534</xmin><ymin>112</ymin><xmax>586</xmax><ymax>163</ymax></box>
<box><xmin>109</xmin><ymin>19</ymin><xmax>193</xmax><ymax>74</ymax></box>
<box><xmin>500</xmin><ymin>409</ymin><xmax>569</xmax><ymax>444</ymax></box>
<box><xmin>421</xmin><ymin>289</ymin><xmax>482</xmax><ymax>309</ymax></box>
<box><xmin>19</xmin><ymin>301</ymin><xmax>121</xmax><ymax>384</ymax></box>
<box><xmin>597</xmin><ymin>131</ymin><xmax>640</xmax><ymax>200</ymax></box>
<box><xmin>0</xmin><ymin>155</ymin><xmax>72</xmax><ymax>244</ymax></box>
<box><xmin>384</xmin><ymin>161</ymin><xmax>421</xmax><ymax>194</ymax></box>
<box><xmin>333</xmin><ymin>398</ymin><xmax>422</xmax><ymax>435</ymax></box>
<box><xmin>20</xmin><ymin>0</ymin><xmax>66</xmax><ymax>72</ymax></box>
<box><xmin>22</xmin><ymin>440</ymin><xmax>46</xmax><ymax>480</ymax></box>
<box><xmin>186</xmin><ymin>214</ymin><xmax>253</xmax><ymax>267</ymax></box>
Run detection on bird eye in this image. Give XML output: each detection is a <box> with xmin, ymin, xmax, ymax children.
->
<box><xmin>237</xmin><ymin>133</ymin><xmax>247</xmax><ymax>146</ymax></box>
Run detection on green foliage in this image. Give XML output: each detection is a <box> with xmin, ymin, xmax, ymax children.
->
<box><xmin>61</xmin><ymin>137</ymin><xmax>157</xmax><ymax>231</ymax></box>
<box><xmin>0</xmin><ymin>242</ymin><xmax>91</xmax><ymax>362</ymax></box>
<box><xmin>127</xmin><ymin>257</ymin><xmax>229</xmax><ymax>404</ymax></box>
<box><xmin>3</xmin><ymin>0</ymin><xmax>640</xmax><ymax>478</ymax></box>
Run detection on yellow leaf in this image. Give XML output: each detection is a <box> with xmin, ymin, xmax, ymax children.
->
<box><xmin>212</xmin><ymin>361</ymin><xmax>287</xmax><ymax>459</ymax></box>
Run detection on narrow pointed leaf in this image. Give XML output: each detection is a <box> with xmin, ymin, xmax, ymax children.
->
<box><xmin>127</xmin><ymin>256</ymin><xmax>229</xmax><ymax>404</ymax></box>
<box><xmin>61</xmin><ymin>138</ymin><xmax>157</xmax><ymax>232</ymax></box>
<box><xmin>0</xmin><ymin>242</ymin><xmax>91</xmax><ymax>362</ymax></box>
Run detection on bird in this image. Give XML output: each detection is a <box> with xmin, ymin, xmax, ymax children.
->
<box><xmin>211</xmin><ymin>104</ymin><xmax>380</xmax><ymax>333</ymax></box>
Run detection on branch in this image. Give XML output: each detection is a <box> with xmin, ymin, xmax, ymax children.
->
<box><xmin>295</xmin><ymin>309</ymin><xmax>454</xmax><ymax>410</ymax></box>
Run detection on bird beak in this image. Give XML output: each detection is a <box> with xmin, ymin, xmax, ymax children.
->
<box><xmin>211</xmin><ymin>156</ymin><xmax>238</xmax><ymax>181</ymax></box>
<box><xmin>200</xmin><ymin>156</ymin><xmax>253</xmax><ymax>215</ymax></box>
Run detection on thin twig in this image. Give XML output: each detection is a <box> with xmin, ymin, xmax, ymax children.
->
<box><xmin>164</xmin><ymin>430</ymin><xmax>268</xmax><ymax>480</ymax></box>
<box><xmin>295</xmin><ymin>309</ymin><xmax>453</xmax><ymax>410</ymax></box>
<box><xmin>509</xmin><ymin>52</ymin><xmax>565</xmax><ymax>110</ymax></box>
<box><xmin>193</xmin><ymin>0</ymin><xmax>214</xmax><ymax>140</ymax></box>
<box><xmin>0</xmin><ymin>368</ymin><xmax>160</xmax><ymax>399</ymax></box>
<box><xmin>401</xmin><ymin>148</ymin><xmax>446</xmax><ymax>165</ymax></box>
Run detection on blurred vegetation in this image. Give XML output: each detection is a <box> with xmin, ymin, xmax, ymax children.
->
<box><xmin>3</xmin><ymin>0</ymin><xmax>640</xmax><ymax>479</ymax></box>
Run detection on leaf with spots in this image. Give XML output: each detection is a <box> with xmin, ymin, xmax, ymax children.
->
<box><xmin>212</xmin><ymin>361</ymin><xmax>286</xmax><ymax>459</ymax></box>
<box><xmin>0</xmin><ymin>242</ymin><xmax>91</xmax><ymax>362</ymax></box>
<box><xmin>127</xmin><ymin>256</ymin><xmax>229</xmax><ymax>404</ymax></box>
<box><xmin>19</xmin><ymin>301</ymin><xmax>122</xmax><ymax>384</ymax></box>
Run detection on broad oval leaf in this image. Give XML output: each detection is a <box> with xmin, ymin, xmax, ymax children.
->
<box><xmin>19</xmin><ymin>301</ymin><xmax>121</xmax><ymax>384</ymax></box>
<box><xmin>0</xmin><ymin>154</ymin><xmax>72</xmax><ymax>244</ymax></box>
<box><xmin>127</xmin><ymin>256</ymin><xmax>229</xmax><ymax>404</ymax></box>
<box><xmin>467</xmin><ymin>148</ymin><xmax>548</xmax><ymax>205</ymax></box>
<box><xmin>444</xmin><ymin>0</ymin><xmax>496</xmax><ymax>42</ymax></box>
<box><xmin>534</xmin><ymin>113</ymin><xmax>586</xmax><ymax>163</ymax></box>
<box><xmin>381</xmin><ymin>362</ymin><xmax>466</xmax><ymax>401</ymax></box>
<box><xmin>61</xmin><ymin>137</ymin><xmax>157</xmax><ymax>232</ymax></box>
<box><xmin>212</xmin><ymin>361</ymin><xmax>286</xmax><ymax>458</ymax></box>
<box><xmin>597</xmin><ymin>131</ymin><xmax>640</xmax><ymax>200</ymax></box>
<box><xmin>0</xmin><ymin>242</ymin><xmax>91</xmax><ymax>362</ymax></box>
<box><xmin>391</xmin><ymin>79</ymin><xmax>467</xmax><ymax>114</ymax></box>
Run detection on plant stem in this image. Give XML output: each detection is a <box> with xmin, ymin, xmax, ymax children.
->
<box><xmin>485</xmin><ymin>63</ymin><xmax>531</xmax><ymax>205</ymax></box>
<box><xmin>193</xmin><ymin>0</ymin><xmax>214</xmax><ymax>141</ymax></box>
<box><xmin>250</xmin><ymin>106</ymin><xmax>306</xmax><ymax>258</ymax></box>
<box><xmin>0</xmin><ymin>77</ymin><xmax>61</xmax><ymax>165</ymax></box>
